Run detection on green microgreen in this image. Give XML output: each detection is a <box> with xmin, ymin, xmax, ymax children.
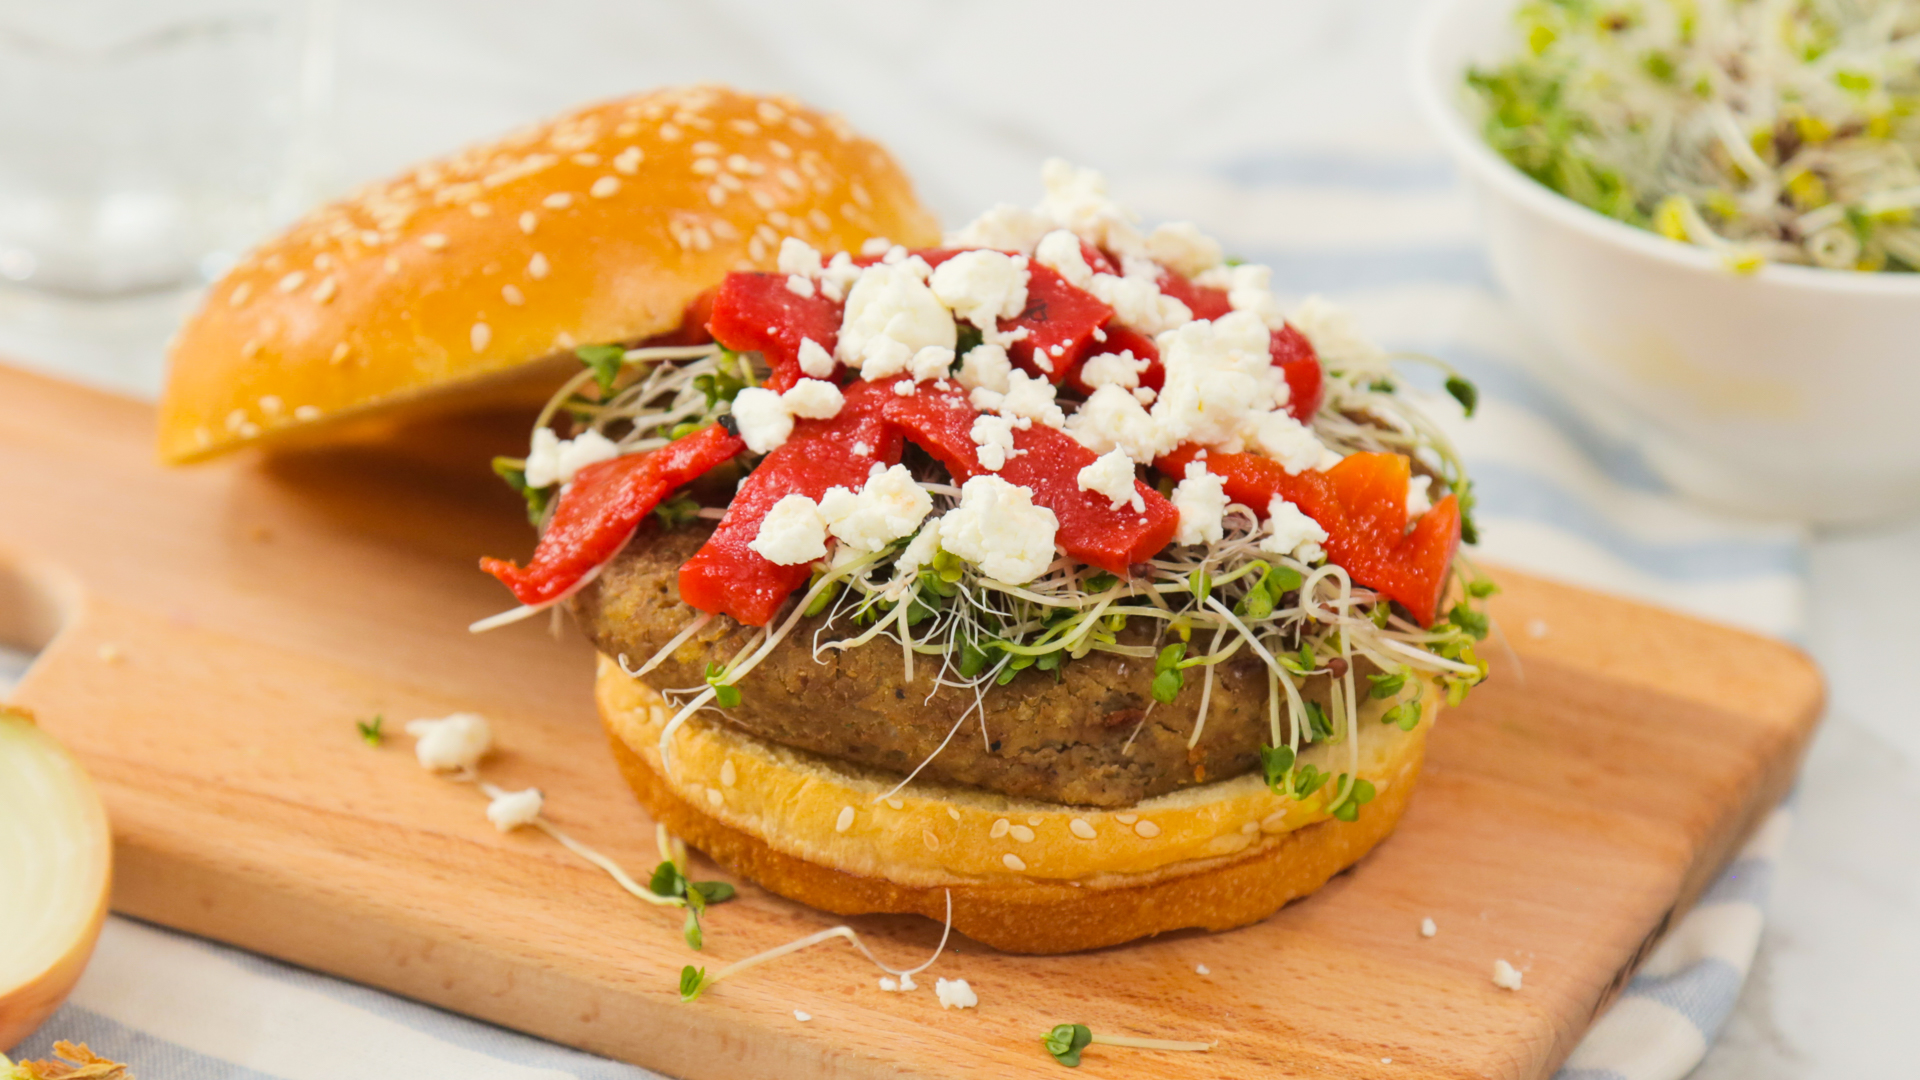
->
<box><xmin>355</xmin><ymin>714</ymin><xmax>384</xmax><ymax>747</ymax></box>
<box><xmin>654</xmin><ymin>492</ymin><xmax>702</xmax><ymax>529</ymax></box>
<box><xmin>1043</xmin><ymin>1024</ymin><xmax>1094</xmax><ymax>1067</ymax></box>
<box><xmin>1445</xmin><ymin>375</ymin><xmax>1479</xmax><ymax>418</ymax></box>
<box><xmin>491</xmin><ymin>456</ymin><xmax>552</xmax><ymax>525</ymax></box>
<box><xmin>704</xmin><ymin>663</ymin><xmax>741</xmax><ymax>708</ymax></box>
<box><xmin>575</xmin><ymin>344</ymin><xmax>628</xmax><ymax>397</ymax></box>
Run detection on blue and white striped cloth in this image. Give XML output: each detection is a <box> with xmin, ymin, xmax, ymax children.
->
<box><xmin>7</xmin><ymin>151</ymin><xmax>1802</xmax><ymax>1079</ymax></box>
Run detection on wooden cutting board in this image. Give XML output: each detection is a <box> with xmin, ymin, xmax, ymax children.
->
<box><xmin>0</xmin><ymin>360</ymin><xmax>1822</xmax><ymax>1079</ymax></box>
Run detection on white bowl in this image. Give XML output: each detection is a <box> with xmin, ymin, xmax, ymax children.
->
<box><xmin>1414</xmin><ymin>0</ymin><xmax>1920</xmax><ymax>524</ymax></box>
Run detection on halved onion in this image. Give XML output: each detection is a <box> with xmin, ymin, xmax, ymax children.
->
<box><xmin>0</xmin><ymin>707</ymin><xmax>111</xmax><ymax>1050</ymax></box>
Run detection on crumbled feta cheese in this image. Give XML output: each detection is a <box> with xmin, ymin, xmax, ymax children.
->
<box><xmin>970</xmin><ymin>413</ymin><xmax>1020</xmax><ymax>471</ymax></box>
<box><xmin>1250</xmin><ymin>410</ymin><xmax>1340</xmax><ymax>475</ymax></box>
<box><xmin>1066</xmin><ymin>384</ymin><xmax>1175</xmax><ymax>463</ymax></box>
<box><xmin>524</xmin><ymin>428</ymin><xmax>620</xmax><ymax>489</ymax></box>
<box><xmin>938</xmin><ymin>476</ymin><xmax>1059</xmax><ymax>583</ymax></box>
<box><xmin>861</xmin><ymin>236</ymin><xmax>893</xmax><ymax>257</ymax></box>
<box><xmin>891</xmin><ymin>522</ymin><xmax>943</xmax><ymax>582</ymax></box>
<box><xmin>944</xmin><ymin>203</ymin><xmax>1052</xmax><ymax>253</ymax></box>
<box><xmin>1421</xmin><ymin>917</ymin><xmax>1438</xmax><ymax>938</ymax></box>
<box><xmin>880</xmin><ymin>244</ymin><xmax>909</xmax><ymax>265</ymax></box>
<box><xmin>1171</xmin><ymin>462</ymin><xmax>1229</xmax><ymax>546</ymax></box>
<box><xmin>1078</xmin><ymin>351</ymin><xmax>1149</xmax><ymax>391</ymax></box>
<box><xmin>796</xmin><ymin>337</ymin><xmax>836</xmax><ymax>379</ymax></box>
<box><xmin>1527</xmin><ymin>618</ymin><xmax>1550</xmax><ymax>640</ymax></box>
<box><xmin>817</xmin><ymin>464</ymin><xmax>934</xmax><ymax>553</ymax></box>
<box><xmin>1287</xmin><ymin>294</ymin><xmax>1386</xmax><ymax>367</ymax></box>
<box><xmin>837</xmin><ymin>261</ymin><xmax>956</xmax><ymax>380</ymax></box>
<box><xmin>1152</xmin><ymin>312</ymin><xmax>1287</xmax><ymax>451</ymax></box>
<box><xmin>1076</xmin><ymin>448</ymin><xmax>1143</xmax><ymax>511</ymax></box>
<box><xmin>910</xmin><ymin>345</ymin><xmax>956</xmax><ymax>381</ymax></box>
<box><xmin>818</xmin><ymin>251</ymin><xmax>861</xmax><ymax>303</ymax></box>
<box><xmin>935</xmin><ymin>978</ymin><xmax>978</xmax><ymax>1010</ymax></box>
<box><xmin>1260</xmin><ymin>496</ymin><xmax>1329</xmax><ymax>564</ymax></box>
<box><xmin>956</xmin><ymin>343</ymin><xmax>1012</xmax><ymax>395</ymax></box>
<box><xmin>1039</xmin><ymin>158</ymin><xmax>1145</xmax><ymax>256</ymax></box>
<box><xmin>793</xmin><ymin>1010</ymin><xmax>812</xmax><ymax>1022</ymax></box>
<box><xmin>893</xmin><ymin>378</ymin><xmax>918</xmax><ymax>397</ymax></box>
<box><xmin>1407</xmin><ymin>474</ymin><xmax>1433</xmax><ymax>518</ymax></box>
<box><xmin>1034</xmin><ymin>229</ymin><xmax>1094</xmax><ymax>288</ymax></box>
<box><xmin>1195</xmin><ymin>964</ymin><xmax>1211</xmax><ymax>976</ymax></box>
<box><xmin>406</xmin><ymin>713</ymin><xmax>492</xmax><ymax>772</ymax></box>
<box><xmin>1492</xmin><ymin>959</ymin><xmax>1524</xmax><ymax>991</ymax></box>
<box><xmin>781</xmin><ymin>378</ymin><xmax>844</xmax><ymax>420</ymax></box>
<box><xmin>1147</xmin><ymin>221</ymin><xmax>1223</xmax><ymax>277</ymax></box>
<box><xmin>897</xmin><ymin>972</ymin><xmax>918</xmax><ymax>991</ymax></box>
<box><xmin>852</xmin><ymin>440</ymin><xmax>873</xmax><ymax>456</ymax></box>
<box><xmin>730</xmin><ymin>386</ymin><xmax>794</xmax><ymax>454</ymax></box>
<box><xmin>749</xmin><ymin>494</ymin><xmax>829</xmax><ymax>565</ymax></box>
<box><xmin>778</xmin><ymin>237</ymin><xmax>824</xmax><ymax>277</ymax></box>
<box><xmin>486</xmin><ymin>787</ymin><xmax>544</xmax><ymax>832</ymax></box>
<box><xmin>929</xmin><ymin>249</ymin><xmax>1030</xmax><ymax>331</ymax></box>
<box><xmin>1194</xmin><ymin>262</ymin><xmax>1285</xmax><ymax>329</ymax></box>
<box><xmin>972</xmin><ymin>369</ymin><xmax>1065</xmax><ymax>429</ymax></box>
<box><xmin>1088</xmin><ymin>256</ymin><xmax>1191</xmax><ymax>335</ymax></box>
<box><xmin>785</xmin><ymin>274</ymin><xmax>816</xmax><ymax>298</ymax></box>
<box><xmin>878</xmin><ymin>977</ymin><xmax>900</xmax><ymax>991</ymax></box>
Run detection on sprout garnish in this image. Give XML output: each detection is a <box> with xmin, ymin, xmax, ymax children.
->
<box><xmin>1042</xmin><ymin>1023</ymin><xmax>1214</xmax><ymax>1067</ymax></box>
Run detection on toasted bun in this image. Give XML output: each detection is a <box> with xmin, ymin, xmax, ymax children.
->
<box><xmin>596</xmin><ymin>654</ymin><xmax>1435</xmax><ymax>954</ymax></box>
<box><xmin>158</xmin><ymin>85</ymin><xmax>940</xmax><ymax>464</ymax></box>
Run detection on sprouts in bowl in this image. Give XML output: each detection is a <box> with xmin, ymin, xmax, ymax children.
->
<box><xmin>1416</xmin><ymin>0</ymin><xmax>1920</xmax><ymax>523</ymax></box>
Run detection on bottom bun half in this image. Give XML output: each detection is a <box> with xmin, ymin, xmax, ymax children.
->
<box><xmin>596</xmin><ymin>653</ymin><xmax>1434</xmax><ymax>954</ymax></box>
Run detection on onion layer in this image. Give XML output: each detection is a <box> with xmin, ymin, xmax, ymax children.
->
<box><xmin>0</xmin><ymin>707</ymin><xmax>111</xmax><ymax>1051</ymax></box>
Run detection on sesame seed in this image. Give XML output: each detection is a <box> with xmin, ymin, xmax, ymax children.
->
<box><xmin>360</xmin><ymin>230</ymin><xmax>382</xmax><ymax>245</ymax></box>
<box><xmin>777</xmin><ymin>167</ymin><xmax>804</xmax><ymax>190</ymax></box>
<box><xmin>312</xmin><ymin>276</ymin><xmax>337</xmax><ymax>303</ymax></box>
<box><xmin>747</xmin><ymin>236</ymin><xmax>768</xmax><ymax>262</ymax></box>
<box><xmin>708</xmin><ymin>185</ymin><xmax>727</xmax><ymax>206</ymax></box>
<box><xmin>591</xmin><ymin>176</ymin><xmax>620</xmax><ymax>198</ymax></box>
<box><xmin>922</xmin><ymin>829</ymin><xmax>940</xmax><ymax>851</ymax></box>
<box><xmin>237</xmin><ymin>421</ymin><xmax>261</xmax><ymax>438</ymax></box>
<box><xmin>329</xmin><ymin>342</ymin><xmax>351</xmax><ymax>364</ymax></box>
<box><xmin>571</xmin><ymin>152</ymin><xmax>601</xmax><ymax>166</ymax></box>
<box><xmin>835</xmin><ymin>806</ymin><xmax>854</xmax><ymax>833</ymax></box>
<box><xmin>691</xmin><ymin>158</ymin><xmax>719</xmax><ymax>175</ymax></box>
<box><xmin>615</xmin><ymin>121</ymin><xmax>639</xmax><ymax>137</ymax></box>
<box><xmin>659</xmin><ymin>123</ymin><xmax>681</xmax><ymax>141</ymax></box>
<box><xmin>383</xmin><ymin>256</ymin><xmax>400</xmax><ymax>275</ymax></box>
<box><xmin>276</xmin><ymin>271</ymin><xmax>306</xmax><ymax>292</ymax></box>
<box><xmin>705</xmin><ymin>788</ymin><xmax>723</xmax><ymax>808</ymax></box>
<box><xmin>468</xmin><ymin>202</ymin><xmax>491</xmax><ymax>217</ymax></box>
<box><xmin>750</xmin><ymin>190</ymin><xmax>774</xmax><ymax>211</ymax></box>
<box><xmin>420</xmin><ymin>233</ymin><xmax>448</xmax><ymax>250</ymax></box>
<box><xmin>1069</xmin><ymin>818</ymin><xmax>1096</xmax><ymax>840</ymax></box>
<box><xmin>519</xmin><ymin>211</ymin><xmax>537</xmax><ymax>234</ymax></box>
<box><xmin>1027</xmin><ymin>816</ymin><xmax>1044</xmax><ymax>826</ymax></box>
<box><xmin>313</xmin><ymin>252</ymin><xmax>335</xmax><ymax>270</ymax></box>
<box><xmin>716</xmin><ymin>172</ymin><xmax>743</xmax><ymax>192</ymax></box>
<box><xmin>258</xmin><ymin>395</ymin><xmax>283</xmax><ymax>416</ymax></box>
<box><xmin>294</xmin><ymin>405</ymin><xmax>322</xmax><ymax>421</ymax></box>
<box><xmin>1261</xmin><ymin>811</ymin><xmax>1289</xmax><ymax>834</ymax></box>
<box><xmin>241</xmin><ymin>339</ymin><xmax>262</xmax><ymax>359</ymax></box>
<box><xmin>989</xmin><ymin>818</ymin><xmax>1010</xmax><ymax>839</ymax></box>
<box><xmin>850</xmin><ymin>182</ymin><xmax>872</xmax><ymax>208</ymax></box>
<box><xmin>808</xmin><ymin>208</ymin><xmax>832</xmax><ymax>231</ymax></box>
<box><xmin>225</xmin><ymin>409</ymin><xmax>248</xmax><ymax>432</ymax></box>
<box><xmin>947</xmin><ymin>807</ymin><xmax>960</xmax><ymax>821</ymax></box>
<box><xmin>613</xmin><ymin>146</ymin><xmax>643</xmax><ymax>174</ymax></box>
<box><xmin>768</xmin><ymin>140</ymin><xmax>793</xmax><ymax>159</ymax></box>
<box><xmin>885</xmin><ymin>797</ymin><xmax>904</xmax><ymax>810</ymax></box>
<box><xmin>501</xmin><ymin>284</ymin><xmax>525</xmax><ymax>306</ymax></box>
<box><xmin>1134</xmin><ymin>820</ymin><xmax>1161</xmax><ymax>838</ymax></box>
<box><xmin>1241</xmin><ymin>821</ymin><xmax>1260</xmax><ymax>834</ymax></box>
<box><xmin>788</xmin><ymin>115</ymin><xmax>815</xmax><ymax>136</ymax></box>
<box><xmin>1002</xmin><ymin>853</ymin><xmax>1026</xmax><ymax>871</ymax></box>
<box><xmin>757</xmin><ymin>102</ymin><xmax>785</xmax><ymax>125</ymax></box>
<box><xmin>691</xmin><ymin>140</ymin><xmax>722</xmax><ymax>155</ymax></box>
<box><xmin>725</xmin><ymin>153</ymin><xmax>753</xmax><ymax>174</ymax></box>
<box><xmin>543</xmin><ymin>193</ymin><xmax>573</xmax><ymax>210</ymax></box>
<box><xmin>720</xmin><ymin>760</ymin><xmax>736</xmax><ymax>786</ymax></box>
<box><xmin>471</xmin><ymin>322</ymin><xmax>491</xmax><ymax>352</ymax></box>
<box><xmin>528</xmin><ymin>253</ymin><xmax>550</xmax><ymax>279</ymax></box>
<box><xmin>1115</xmin><ymin>813</ymin><xmax>1138</xmax><ymax>824</ymax></box>
<box><xmin>1009</xmin><ymin>825</ymin><xmax>1035</xmax><ymax>843</ymax></box>
<box><xmin>228</xmin><ymin>282</ymin><xmax>253</xmax><ymax>307</ymax></box>
<box><xmin>728</xmin><ymin>118</ymin><xmax>758</xmax><ymax>135</ymax></box>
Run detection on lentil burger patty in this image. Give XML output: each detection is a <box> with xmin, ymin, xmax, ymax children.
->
<box><xmin>575</xmin><ymin>521</ymin><xmax>1354</xmax><ymax>808</ymax></box>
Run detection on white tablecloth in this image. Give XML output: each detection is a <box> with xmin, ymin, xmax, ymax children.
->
<box><xmin>6</xmin><ymin>2</ymin><xmax>1917</xmax><ymax>1077</ymax></box>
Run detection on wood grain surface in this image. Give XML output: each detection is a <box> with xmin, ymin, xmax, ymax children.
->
<box><xmin>0</xmin><ymin>361</ymin><xmax>1823</xmax><ymax>1079</ymax></box>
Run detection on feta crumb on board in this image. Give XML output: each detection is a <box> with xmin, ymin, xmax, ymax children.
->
<box><xmin>406</xmin><ymin>713</ymin><xmax>492</xmax><ymax>772</ymax></box>
<box><xmin>485</xmin><ymin>787</ymin><xmax>544</xmax><ymax>832</ymax></box>
<box><xmin>935</xmin><ymin>978</ymin><xmax>978</xmax><ymax>1009</ymax></box>
<box><xmin>793</xmin><ymin>1010</ymin><xmax>812</xmax><ymax>1022</ymax></box>
<box><xmin>1421</xmin><ymin>917</ymin><xmax>1438</xmax><ymax>938</ymax></box>
<box><xmin>938</xmin><ymin>475</ymin><xmax>1059</xmax><ymax>584</ymax></box>
<box><xmin>1195</xmin><ymin>964</ymin><xmax>1211</xmax><ymax>976</ymax></box>
<box><xmin>1492</xmin><ymin>959</ymin><xmax>1524</xmax><ymax>991</ymax></box>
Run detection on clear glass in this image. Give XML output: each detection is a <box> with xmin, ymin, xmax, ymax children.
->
<box><xmin>0</xmin><ymin>0</ymin><xmax>333</xmax><ymax>296</ymax></box>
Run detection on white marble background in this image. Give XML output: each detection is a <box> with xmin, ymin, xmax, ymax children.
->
<box><xmin>2</xmin><ymin>2</ymin><xmax>1917</xmax><ymax>1077</ymax></box>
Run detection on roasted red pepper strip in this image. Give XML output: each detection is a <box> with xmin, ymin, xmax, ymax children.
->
<box><xmin>1004</xmin><ymin>263</ymin><xmax>1113</xmax><ymax>384</ymax></box>
<box><xmin>482</xmin><ymin>423</ymin><xmax>745</xmax><ymax>607</ymax></box>
<box><xmin>706</xmin><ymin>272</ymin><xmax>842</xmax><ymax>391</ymax></box>
<box><xmin>1154</xmin><ymin>446</ymin><xmax>1459</xmax><ymax>626</ymax></box>
<box><xmin>1156</xmin><ymin>271</ymin><xmax>1232</xmax><ymax>321</ymax></box>
<box><xmin>1270</xmin><ymin>324</ymin><xmax>1325</xmax><ymax>423</ymax></box>
<box><xmin>678</xmin><ymin>382</ymin><xmax>903</xmax><ymax>626</ymax></box>
<box><xmin>888</xmin><ymin>384</ymin><xmax>1177</xmax><ymax>574</ymax></box>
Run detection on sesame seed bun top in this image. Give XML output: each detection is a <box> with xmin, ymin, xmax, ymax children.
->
<box><xmin>157</xmin><ymin>85</ymin><xmax>940</xmax><ymax>464</ymax></box>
